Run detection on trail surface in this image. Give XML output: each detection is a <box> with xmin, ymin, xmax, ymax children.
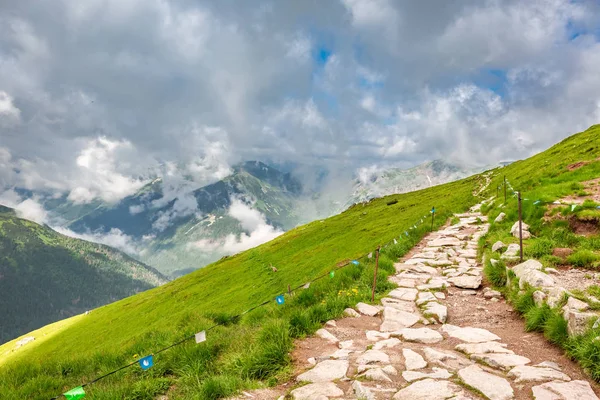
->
<box><xmin>235</xmin><ymin>206</ymin><xmax>600</xmax><ymax>400</ymax></box>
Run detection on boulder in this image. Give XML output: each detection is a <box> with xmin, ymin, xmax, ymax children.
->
<box><xmin>533</xmin><ymin>291</ymin><xmax>547</xmax><ymax>307</ymax></box>
<box><xmin>403</xmin><ymin>348</ymin><xmax>427</xmax><ymax>370</ymax></box>
<box><xmin>393</xmin><ymin>378</ymin><xmax>463</xmax><ymax>400</ymax></box>
<box><xmin>492</xmin><ymin>241</ymin><xmax>506</xmax><ymax>252</ymax></box>
<box><xmin>531</xmin><ymin>380</ymin><xmax>599</xmax><ymax>400</ymax></box>
<box><xmin>291</xmin><ymin>382</ymin><xmax>343</xmax><ymax>400</ymax></box>
<box><xmin>512</xmin><ymin>260</ymin><xmax>555</xmax><ymax>289</ymax></box>
<box><xmin>297</xmin><ymin>360</ymin><xmax>349</xmax><ymax>383</ymax></box>
<box><xmin>458</xmin><ymin>365</ymin><xmax>514</xmax><ymax>400</ymax></box>
<box><xmin>507</xmin><ymin>365</ymin><xmax>571</xmax><ymax>383</ymax></box>
<box><xmin>494</xmin><ymin>212</ymin><xmax>506</xmax><ymax>223</ymax></box>
<box><xmin>448</xmin><ymin>275</ymin><xmax>482</xmax><ymax>289</ymax></box>
<box><xmin>511</xmin><ymin>221</ymin><xmax>531</xmax><ymax>239</ymax></box>
<box><xmin>356</xmin><ymin>302</ymin><xmax>381</xmax><ymax>316</ymax></box>
<box><xmin>501</xmin><ymin>243</ymin><xmax>521</xmax><ymax>260</ymax></box>
<box><xmin>547</xmin><ymin>287</ymin><xmax>570</xmax><ymax>308</ymax></box>
<box><xmin>380</xmin><ymin>307</ymin><xmax>420</xmax><ymax>332</ymax></box>
<box><xmin>566</xmin><ymin>296</ymin><xmax>590</xmax><ymax>312</ymax></box>
<box><xmin>564</xmin><ymin>309</ymin><xmax>600</xmax><ymax>336</ymax></box>
<box><xmin>344</xmin><ymin>308</ymin><xmax>360</xmax><ymax>318</ymax></box>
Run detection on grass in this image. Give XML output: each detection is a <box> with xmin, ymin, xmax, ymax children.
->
<box><xmin>567</xmin><ymin>250</ymin><xmax>600</xmax><ymax>268</ymax></box>
<box><xmin>0</xmin><ymin>173</ymin><xmax>477</xmax><ymax>399</ymax></box>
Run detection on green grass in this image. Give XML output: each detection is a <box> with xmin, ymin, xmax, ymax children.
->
<box><xmin>567</xmin><ymin>249</ymin><xmax>600</xmax><ymax>268</ymax></box>
<box><xmin>0</xmin><ymin>173</ymin><xmax>477</xmax><ymax>399</ymax></box>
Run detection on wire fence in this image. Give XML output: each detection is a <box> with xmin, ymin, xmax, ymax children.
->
<box><xmin>53</xmin><ymin>206</ymin><xmax>439</xmax><ymax>400</ymax></box>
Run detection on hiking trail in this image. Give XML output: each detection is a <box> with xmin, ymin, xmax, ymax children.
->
<box><xmin>233</xmin><ymin>205</ymin><xmax>600</xmax><ymax>400</ymax></box>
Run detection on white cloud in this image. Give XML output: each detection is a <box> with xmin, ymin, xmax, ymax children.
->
<box><xmin>0</xmin><ymin>190</ymin><xmax>48</xmax><ymax>224</ymax></box>
<box><xmin>129</xmin><ymin>204</ymin><xmax>145</xmax><ymax>215</ymax></box>
<box><xmin>190</xmin><ymin>197</ymin><xmax>283</xmax><ymax>255</ymax></box>
<box><xmin>152</xmin><ymin>191</ymin><xmax>199</xmax><ymax>232</ymax></box>
<box><xmin>0</xmin><ymin>91</ymin><xmax>21</xmax><ymax>123</ymax></box>
<box><xmin>54</xmin><ymin>226</ymin><xmax>140</xmax><ymax>255</ymax></box>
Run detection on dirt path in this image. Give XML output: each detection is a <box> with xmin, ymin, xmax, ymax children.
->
<box><xmin>234</xmin><ymin>206</ymin><xmax>600</xmax><ymax>400</ymax></box>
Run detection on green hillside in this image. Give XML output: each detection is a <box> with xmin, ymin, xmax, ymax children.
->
<box><xmin>1</xmin><ymin>124</ymin><xmax>598</xmax><ymax>400</ymax></box>
<box><xmin>0</xmin><ymin>206</ymin><xmax>167</xmax><ymax>345</ymax></box>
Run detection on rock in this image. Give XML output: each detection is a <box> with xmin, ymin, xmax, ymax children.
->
<box><xmin>491</xmin><ymin>259</ymin><xmax>499</xmax><ymax>266</ymax></box>
<box><xmin>470</xmin><ymin>353</ymin><xmax>531</xmax><ymax>371</ymax></box>
<box><xmin>393</xmin><ymin>378</ymin><xmax>463</xmax><ymax>400</ymax></box>
<box><xmin>316</xmin><ymin>329</ymin><xmax>339</xmax><ymax>345</ymax></box>
<box><xmin>533</xmin><ymin>291</ymin><xmax>547</xmax><ymax>307</ymax></box>
<box><xmin>339</xmin><ymin>340</ymin><xmax>354</xmax><ymax>349</ymax></box>
<box><xmin>512</xmin><ymin>260</ymin><xmax>554</xmax><ymax>289</ymax></box>
<box><xmin>441</xmin><ymin>324</ymin><xmax>501</xmax><ymax>343</ymax></box>
<box><xmin>459</xmin><ymin>290</ymin><xmax>477</xmax><ymax>296</ymax></box>
<box><xmin>297</xmin><ymin>360</ymin><xmax>349</xmax><ymax>383</ymax></box>
<box><xmin>403</xmin><ymin>348</ymin><xmax>427</xmax><ymax>370</ymax></box>
<box><xmin>291</xmin><ymin>382</ymin><xmax>344</xmax><ymax>400</ymax></box>
<box><xmin>545</xmin><ymin>267</ymin><xmax>559</xmax><ymax>274</ymax></box>
<box><xmin>536</xmin><ymin>361</ymin><xmax>562</xmax><ymax>371</ymax></box>
<box><xmin>380</xmin><ymin>307</ymin><xmax>420</xmax><ymax>331</ymax></box>
<box><xmin>507</xmin><ymin>365</ymin><xmax>571</xmax><ymax>383</ymax></box>
<box><xmin>494</xmin><ymin>212</ymin><xmax>506</xmax><ymax>223</ymax></box>
<box><xmin>325</xmin><ymin>320</ymin><xmax>337</xmax><ymax>327</ymax></box>
<box><xmin>356</xmin><ymin>302</ymin><xmax>381</xmax><ymax>316</ymax></box>
<box><xmin>493</xmin><ymin>241</ymin><xmax>506</xmax><ymax>252</ymax></box>
<box><xmin>344</xmin><ymin>308</ymin><xmax>360</xmax><ymax>318</ymax></box>
<box><xmin>532</xmin><ymin>380</ymin><xmax>599</xmax><ymax>400</ymax></box>
<box><xmin>456</xmin><ymin>342</ymin><xmax>514</xmax><ymax>355</ymax></box>
<box><xmin>423</xmin><ymin>347</ymin><xmax>458</xmax><ymax>363</ymax></box>
<box><xmin>423</xmin><ymin>302</ymin><xmax>448</xmax><ymax>323</ymax></box>
<box><xmin>362</xmin><ymin>368</ymin><xmax>392</xmax><ymax>382</ymax></box>
<box><xmin>501</xmin><ymin>243</ymin><xmax>521</xmax><ymax>260</ymax></box>
<box><xmin>566</xmin><ymin>296</ymin><xmax>590</xmax><ymax>311</ymax></box>
<box><xmin>547</xmin><ymin>287</ymin><xmax>570</xmax><ymax>308</ymax></box>
<box><xmin>434</xmin><ymin>292</ymin><xmax>446</xmax><ymax>300</ymax></box>
<box><xmin>458</xmin><ymin>365</ymin><xmax>514</xmax><ymax>400</ymax></box>
<box><xmin>382</xmin><ymin>365</ymin><xmax>398</xmax><ymax>375</ymax></box>
<box><xmin>14</xmin><ymin>336</ymin><xmax>35</xmax><ymax>349</ymax></box>
<box><xmin>427</xmin><ymin>237</ymin><xmax>462</xmax><ymax>247</ymax></box>
<box><xmin>484</xmin><ymin>290</ymin><xmax>502</xmax><ymax>299</ymax></box>
<box><xmin>416</xmin><ymin>291</ymin><xmax>437</xmax><ymax>305</ymax></box>
<box><xmin>357</xmin><ymin>350</ymin><xmax>390</xmax><ymax>365</ymax></box>
<box><xmin>448</xmin><ymin>275</ymin><xmax>482</xmax><ymax>289</ymax></box>
<box><xmin>381</xmin><ymin>297</ymin><xmax>417</xmax><ymax>312</ymax></box>
<box><xmin>373</xmin><ymin>338</ymin><xmax>401</xmax><ymax>350</ymax></box>
<box><xmin>329</xmin><ymin>349</ymin><xmax>352</xmax><ymax>359</ymax></box>
<box><xmin>388</xmin><ymin>287</ymin><xmax>419</xmax><ymax>301</ymax></box>
<box><xmin>564</xmin><ymin>309</ymin><xmax>599</xmax><ymax>336</ymax></box>
<box><xmin>308</xmin><ymin>357</ymin><xmax>316</xmax><ymax>366</ymax></box>
<box><xmin>395</xmin><ymin>328</ymin><xmax>444</xmax><ymax>344</ymax></box>
<box><xmin>511</xmin><ymin>221</ymin><xmax>531</xmax><ymax>239</ymax></box>
<box><xmin>396</xmin><ymin>278</ymin><xmax>417</xmax><ymax>288</ymax></box>
<box><xmin>365</xmin><ymin>330</ymin><xmax>390</xmax><ymax>341</ymax></box>
<box><xmin>402</xmin><ymin>367</ymin><xmax>453</xmax><ymax>382</ymax></box>
<box><xmin>352</xmin><ymin>380</ymin><xmax>375</xmax><ymax>400</ymax></box>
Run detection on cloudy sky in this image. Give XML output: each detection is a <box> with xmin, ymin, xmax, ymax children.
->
<box><xmin>1</xmin><ymin>0</ymin><xmax>600</xmax><ymax>205</ymax></box>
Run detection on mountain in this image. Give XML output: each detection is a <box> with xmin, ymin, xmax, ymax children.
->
<box><xmin>0</xmin><ymin>205</ymin><xmax>167</xmax><ymax>344</ymax></box>
<box><xmin>1</xmin><ymin>125</ymin><xmax>598</xmax><ymax>400</ymax></box>
<box><xmin>347</xmin><ymin>159</ymin><xmax>490</xmax><ymax>206</ymax></box>
<box><xmin>47</xmin><ymin>161</ymin><xmax>304</xmax><ymax>277</ymax></box>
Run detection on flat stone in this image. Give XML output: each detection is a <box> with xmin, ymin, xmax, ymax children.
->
<box><xmin>356</xmin><ymin>302</ymin><xmax>381</xmax><ymax>316</ymax></box>
<box><xmin>547</xmin><ymin>287</ymin><xmax>570</xmax><ymax>308</ymax></box>
<box><xmin>396</xmin><ymin>278</ymin><xmax>417</xmax><ymax>288</ymax></box>
<box><xmin>456</xmin><ymin>342</ymin><xmax>514</xmax><ymax>356</ymax></box>
<box><xmin>532</xmin><ymin>380</ymin><xmax>599</xmax><ymax>400</ymax></box>
<box><xmin>291</xmin><ymin>382</ymin><xmax>344</xmax><ymax>400</ymax></box>
<box><xmin>403</xmin><ymin>348</ymin><xmax>427</xmax><ymax>370</ymax></box>
<box><xmin>339</xmin><ymin>340</ymin><xmax>354</xmax><ymax>349</ymax></box>
<box><xmin>423</xmin><ymin>347</ymin><xmax>458</xmax><ymax>363</ymax></box>
<box><xmin>357</xmin><ymin>349</ymin><xmax>390</xmax><ymax>365</ymax></box>
<box><xmin>536</xmin><ymin>361</ymin><xmax>562</xmax><ymax>371</ymax></box>
<box><xmin>326</xmin><ymin>320</ymin><xmax>337</xmax><ymax>327</ymax></box>
<box><xmin>507</xmin><ymin>365</ymin><xmax>571</xmax><ymax>383</ymax></box>
<box><xmin>393</xmin><ymin>378</ymin><xmax>463</xmax><ymax>400</ymax></box>
<box><xmin>564</xmin><ymin>309</ymin><xmax>599</xmax><ymax>336</ymax></box>
<box><xmin>459</xmin><ymin>290</ymin><xmax>477</xmax><ymax>296</ymax></box>
<box><xmin>423</xmin><ymin>302</ymin><xmax>448</xmax><ymax>323</ymax></box>
<box><xmin>395</xmin><ymin>328</ymin><xmax>444</xmax><ymax>344</ymax></box>
<box><xmin>501</xmin><ymin>243</ymin><xmax>521</xmax><ymax>260</ymax></box>
<box><xmin>434</xmin><ymin>292</ymin><xmax>446</xmax><ymax>300</ymax></box>
<box><xmin>362</xmin><ymin>368</ymin><xmax>392</xmax><ymax>382</ymax></box>
<box><xmin>366</xmin><ymin>330</ymin><xmax>390</xmax><ymax>341</ymax></box>
<box><xmin>316</xmin><ymin>329</ymin><xmax>339</xmax><ymax>344</ymax></box>
<box><xmin>329</xmin><ymin>349</ymin><xmax>352</xmax><ymax>359</ymax></box>
<box><xmin>428</xmin><ymin>237</ymin><xmax>462</xmax><ymax>247</ymax></box>
<box><xmin>380</xmin><ymin>307</ymin><xmax>420</xmax><ymax>331</ymax></box>
<box><xmin>512</xmin><ymin>259</ymin><xmax>542</xmax><ymax>275</ymax></box>
<box><xmin>511</xmin><ymin>221</ymin><xmax>531</xmax><ymax>239</ymax></box>
<box><xmin>402</xmin><ymin>367</ymin><xmax>452</xmax><ymax>382</ymax></box>
<box><xmin>352</xmin><ymin>380</ymin><xmax>375</xmax><ymax>400</ymax></box>
<box><xmin>344</xmin><ymin>308</ymin><xmax>360</xmax><ymax>318</ymax></box>
<box><xmin>484</xmin><ymin>290</ymin><xmax>502</xmax><ymax>299</ymax></box>
<box><xmin>470</xmin><ymin>353</ymin><xmax>531</xmax><ymax>371</ymax></box>
<box><xmin>380</xmin><ymin>297</ymin><xmax>417</xmax><ymax>312</ymax></box>
<box><xmin>416</xmin><ymin>291</ymin><xmax>437</xmax><ymax>305</ymax></box>
<box><xmin>519</xmin><ymin>269</ymin><xmax>555</xmax><ymax>289</ymax></box>
<box><xmin>458</xmin><ymin>365</ymin><xmax>514</xmax><ymax>400</ymax></box>
<box><xmin>388</xmin><ymin>288</ymin><xmax>419</xmax><ymax>301</ymax></box>
<box><xmin>442</xmin><ymin>324</ymin><xmax>501</xmax><ymax>343</ymax></box>
<box><xmin>566</xmin><ymin>296</ymin><xmax>590</xmax><ymax>311</ymax></box>
<box><xmin>373</xmin><ymin>338</ymin><xmax>401</xmax><ymax>350</ymax></box>
<box><xmin>297</xmin><ymin>360</ymin><xmax>349</xmax><ymax>383</ymax></box>
<box><xmin>382</xmin><ymin>365</ymin><xmax>398</xmax><ymax>375</ymax></box>
<box><xmin>494</xmin><ymin>212</ymin><xmax>506</xmax><ymax>223</ymax></box>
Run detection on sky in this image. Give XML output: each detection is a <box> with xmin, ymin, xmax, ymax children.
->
<box><xmin>1</xmin><ymin>0</ymin><xmax>600</xmax><ymax>207</ymax></box>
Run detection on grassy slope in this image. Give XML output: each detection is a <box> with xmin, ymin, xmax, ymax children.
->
<box><xmin>0</xmin><ymin>208</ymin><xmax>167</xmax><ymax>344</ymax></box>
<box><xmin>478</xmin><ymin>124</ymin><xmax>600</xmax><ymax>379</ymax></box>
<box><xmin>0</xmin><ymin>171</ymin><xmax>479</xmax><ymax>399</ymax></box>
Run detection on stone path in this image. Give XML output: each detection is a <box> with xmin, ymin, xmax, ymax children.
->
<box><xmin>235</xmin><ymin>206</ymin><xmax>600</xmax><ymax>400</ymax></box>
